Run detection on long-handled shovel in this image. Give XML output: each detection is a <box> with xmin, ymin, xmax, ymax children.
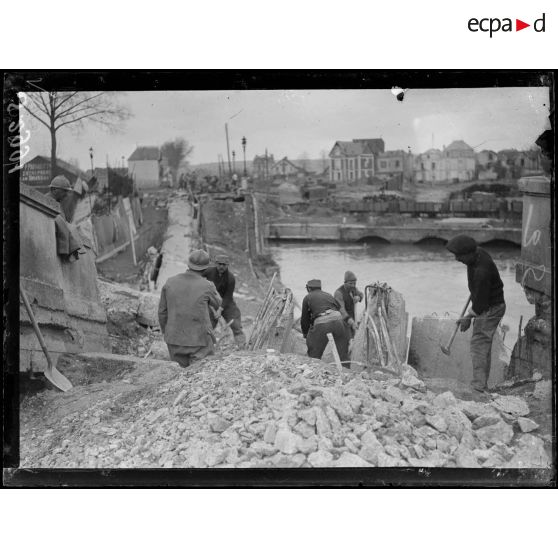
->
<box><xmin>20</xmin><ymin>285</ymin><xmax>73</xmax><ymax>392</ymax></box>
<box><xmin>440</xmin><ymin>294</ymin><xmax>472</xmax><ymax>356</ymax></box>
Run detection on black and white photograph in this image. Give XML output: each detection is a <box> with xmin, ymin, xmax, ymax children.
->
<box><xmin>3</xmin><ymin>71</ymin><xmax>555</xmax><ymax>484</ymax></box>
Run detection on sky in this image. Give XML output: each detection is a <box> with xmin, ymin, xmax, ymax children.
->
<box><xmin>21</xmin><ymin>87</ymin><xmax>551</xmax><ymax>170</ymax></box>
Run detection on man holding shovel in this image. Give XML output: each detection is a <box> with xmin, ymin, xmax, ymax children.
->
<box><xmin>446</xmin><ymin>235</ymin><xmax>506</xmax><ymax>393</ymax></box>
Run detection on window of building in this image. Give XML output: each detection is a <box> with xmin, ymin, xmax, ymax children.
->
<box><xmin>395</xmin><ymin>160</ymin><xmax>400</xmax><ymax>168</ymax></box>
<box><xmin>431</xmin><ymin>162</ymin><xmax>436</xmax><ymax>170</ymax></box>
<box><xmin>520</xmin><ymin>158</ymin><xmax>525</xmax><ymax>167</ymax></box>
<box><xmin>380</xmin><ymin>161</ymin><xmax>387</xmax><ymax>169</ymax></box>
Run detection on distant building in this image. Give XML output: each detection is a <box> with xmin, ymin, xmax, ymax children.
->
<box><xmin>414</xmin><ymin>149</ymin><xmax>445</xmax><ymax>183</ymax></box>
<box><xmin>376</xmin><ymin>150</ymin><xmax>414</xmax><ymax>188</ymax></box>
<box><xmin>252</xmin><ymin>153</ymin><xmax>275</xmax><ymax>179</ymax></box>
<box><xmin>20</xmin><ymin>155</ymin><xmax>87</xmax><ymax>192</ymax></box>
<box><xmin>128</xmin><ymin>146</ymin><xmax>162</xmax><ymax>190</ymax></box>
<box><xmin>497</xmin><ymin>149</ymin><xmax>542</xmax><ymax>178</ymax></box>
<box><xmin>477</xmin><ymin>149</ymin><xmax>498</xmax><ymax>168</ymax></box>
<box><xmin>414</xmin><ymin>140</ymin><xmax>475</xmax><ymax>183</ymax></box>
<box><xmin>328</xmin><ymin>138</ymin><xmax>384</xmax><ymax>183</ymax></box>
<box><xmin>271</xmin><ymin>157</ymin><xmax>307</xmax><ymax>180</ymax></box>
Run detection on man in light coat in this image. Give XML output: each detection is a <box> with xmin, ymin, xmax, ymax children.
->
<box><xmin>158</xmin><ymin>249</ymin><xmax>222</xmax><ymax>368</ymax></box>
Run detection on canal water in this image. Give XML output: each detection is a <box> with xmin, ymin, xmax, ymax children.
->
<box><xmin>269</xmin><ymin>239</ymin><xmax>533</xmax><ymax>357</ymax></box>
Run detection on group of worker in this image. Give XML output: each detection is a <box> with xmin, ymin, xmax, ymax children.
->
<box><xmin>157</xmin><ymin>233</ymin><xmax>505</xmax><ymax>395</ymax></box>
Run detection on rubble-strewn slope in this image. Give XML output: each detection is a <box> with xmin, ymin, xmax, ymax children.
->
<box><xmin>20</xmin><ymin>353</ymin><xmax>551</xmax><ymax>469</ymax></box>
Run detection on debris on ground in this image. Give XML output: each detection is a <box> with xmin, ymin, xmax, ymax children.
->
<box><xmin>20</xmin><ymin>352</ymin><xmax>552</xmax><ymax>469</ymax></box>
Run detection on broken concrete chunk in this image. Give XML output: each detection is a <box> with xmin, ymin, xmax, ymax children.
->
<box><xmin>491</xmin><ymin>395</ymin><xmax>530</xmax><ymax>418</ymax></box>
<box><xmin>455</xmin><ymin>445</ymin><xmax>481</xmax><ymax>468</ymax></box>
<box><xmin>433</xmin><ymin>391</ymin><xmax>458</xmax><ymax>409</ymax></box>
<box><xmin>474</xmin><ymin>421</ymin><xmax>514</xmax><ymax>446</ymax></box>
<box><xmin>308</xmin><ymin>450</ymin><xmax>334</xmax><ymax>467</ymax></box>
<box><xmin>274</xmin><ymin>428</ymin><xmax>302</xmax><ymax>455</ymax></box>
<box><xmin>472</xmin><ymin>415</ymin><xmax>501</xmax><ymax>430</ymax></box>
<box><xmin>425</xmin><ymin>414</ymin><xmax>448</xmax><ymax>433</ymax></box>
<box><xmin>517</xmin><ymin>417</ymin><xmax>539</xmax><ymax>433</ymax></box>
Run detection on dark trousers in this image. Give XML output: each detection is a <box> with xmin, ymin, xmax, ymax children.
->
<box><xmin>167</xmin><ymin>341</ymin><xmax>214</xmax><ymax>368</ymax></box>
<box><xmin>470</xmin><ymin>302</ymin><xmax>506</xmax><ymax>390</ymax></box>
<box><xmin>306</xmin><ymin>319</ymin><xmax>350</xmax><ymax>368</ymax></box>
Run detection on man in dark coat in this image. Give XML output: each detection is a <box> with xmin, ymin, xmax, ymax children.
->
<box><xmin>158</xmin><ymin>249</ymin><xmax>222</xmax><ymax>368</ymax></box>
<box><xmin>334</xmin><ymin>270</ymin><xmax>364</xmax><ymax>339</ymax></box>
<box><xmin>447</xmin><ymin>235</ymin><xmax>506</xmax><ymax>392</ymax></box>
<box><xmin>301</xmin><ymin>279</ymin><xmax>350</xmax><ymax>368</ymax></box>
<box><xmin>203</xmin><ymin>253</ymin><xmax>246</xmax><ymax>348</ymax></box>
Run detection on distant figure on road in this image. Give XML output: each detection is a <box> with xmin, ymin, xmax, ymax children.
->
<box><xmin>334</xmin><ymin>270</ymin><xmax>364</xmax><ymax>339</ymax></box>
<box><xmin>203</xmin><ymin>253</ymin><xmax>246</xmax><ymax>348</ymax></box>
<box><xmin>301</xmin><ymin>279</ymin><xmax>349</xmax><ymax>368</ymax></box>
<box><xmin>158</xmin><ymin>249</ymin><xmax>222</xmax><ymax>368</ymax></box>
<box><xmin>446</xmin><ymin>234</ymin><xmax>506</xmax><ymax>393</ymax></box>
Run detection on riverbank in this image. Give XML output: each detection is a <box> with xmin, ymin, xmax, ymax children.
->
<box><xmin>17</xmin><ymin>193</ymin><xmax>552</xmax><ymax>472</ymax></box>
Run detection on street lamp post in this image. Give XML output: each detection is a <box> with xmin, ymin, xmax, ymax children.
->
<box><xmin>232</xmin><ymin>150</ymin><xmax>236</xmax><ymax>174</ymax></box>
<box><xmin>89</xmin><ymin>147</ymin><xmax>94</xmax><ymax>173</ymax></box>
<box><xmin>242</xmin><ymin>136</ymin><xmax>247</xmax><ymax>176</ymax></box>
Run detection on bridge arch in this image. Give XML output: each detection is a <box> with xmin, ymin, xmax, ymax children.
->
<box><xmin>414</xmin><ymin>235</ymin><xmax>449</xmax><ymax>246</ymax></box>
<box><xmin>358</xmin><ymin>235</ymin><xmax>391</xmax><ymax>244</ymax></box>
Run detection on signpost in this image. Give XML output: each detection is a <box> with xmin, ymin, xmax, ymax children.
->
<box><xmin>122</xmin><ymin>197</ymin><xmax>137</xmax><ymax>266</ymax></box>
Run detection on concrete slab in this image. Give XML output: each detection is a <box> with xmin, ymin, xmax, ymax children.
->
<box><xmin>408</xmin><ymin>316</ymin><xmax>507</xmax><ymax>388</ymax></box>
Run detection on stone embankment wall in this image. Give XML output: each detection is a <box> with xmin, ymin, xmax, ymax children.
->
<box><xmin>19</xmin><ymin>184</ymin><xmax>110</xmax><ymax>374</ymax></box>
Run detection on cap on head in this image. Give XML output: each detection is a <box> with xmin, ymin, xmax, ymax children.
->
<box><xmin>446</xmin><ymin>235</ymin><xmax>477</xmax><ymax>256</ymax></box>
<box><xmin>49</xmin><ymin>175</ymin><xmax>73</xmax><ymax>191</ymax></box>
<box><xmin>214</xmin><ymin>253</ymin><xmax>230</xmax><ymax>265</ymax></box>
<box><xmin>344</xmin><ymin>270</ymin><xmax>357</xmax><ymax>282</ymax></box>
<box><xmin>188</xmin><ymin>249</ymin><xmax>210</xmax><ymax>271</ymax></box>
<box><xmin>306</xmin><ymin>279</ymin><xmax>321</xmax><ymax>289</ymax></box>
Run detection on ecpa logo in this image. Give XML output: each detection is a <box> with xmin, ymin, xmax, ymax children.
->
<box><xmin>468</xmin><ymin>13</ymin><xmax>546</xmax><ymax>37</ymax></box>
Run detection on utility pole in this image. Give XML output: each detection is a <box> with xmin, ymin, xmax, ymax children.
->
<box><xmin>225</xmin><ymin>123</ymin><xmax>232</xmax><ymax>177</ymax></box>
<box><xmin>232</xmin><ymin>150</ymin><xmax>236</xmax><ymax>173</ymax></box>
<box><xmin>265</xmin><ymin>148</ymin><xmax>269</xmax><ymax>179</ymax></box>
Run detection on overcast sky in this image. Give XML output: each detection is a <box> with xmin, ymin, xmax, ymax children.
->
<box><xmin>23</xmin><ymin>87</ymin><xmax>550</xmax><ymax>170</ymax></box>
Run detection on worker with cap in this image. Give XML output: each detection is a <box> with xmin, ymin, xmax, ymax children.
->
<box><xmin>334</xmin><ymin>270</ymin><xmax>364</xmax><ymax>339</ymax></box>
<box><xmin>203</xmin><ymin>253</ymin><xmax>246</xmax><ymax>348</ymax></box>
<box><xmin>301</xmin><ymin>279</ymin><xmax>350</xmax><ymax>368</ymax></box>
<box><xmin>446</xmin><ymin>234</ymin><xmax>506</xmax><ymax>393</ymax></box>
<box><xmin>47</xmin><ymin>175</ymin><xmax>77</xmax><ymax>222</ymax></box>
<box><xmin>158</xmin><ymin>249</ymin><xmax>222</xmax><ymax>368</ymax></box>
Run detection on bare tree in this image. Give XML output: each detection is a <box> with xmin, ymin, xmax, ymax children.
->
<box><xmin>21</xmin><ymin>91</ymin><xmax>131</xmax><ymax>179</ymax></box>
<box><xmin>161</xmin><ymin>138</ymin><xmax>194</xmax><ymax>184</ymax></box>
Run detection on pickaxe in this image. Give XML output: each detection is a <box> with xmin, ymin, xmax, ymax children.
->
<box><xmin>441</xmin><ymin>294</ymin><xmax>472</xmax><ymax>356</ymax></box>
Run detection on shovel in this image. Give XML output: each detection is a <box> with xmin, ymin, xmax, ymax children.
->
<box><xmin>440</xmin><ymin>294</ymin><xmax>472</xmax><ymax>356</ymax></box>
<box><xmin>20</xmin><ymin>285</ymin><xmax>73</xmax><ymax>392</ymax></box>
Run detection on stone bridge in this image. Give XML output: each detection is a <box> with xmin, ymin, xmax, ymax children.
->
<box><xmin>265</xmin><ymin>222</ymin><xmax>521</xmax><ymax>245</ymax></box>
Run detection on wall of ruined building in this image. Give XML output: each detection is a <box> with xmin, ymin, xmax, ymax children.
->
<box><xmin>508</xmin><ymin>176</ymin><xmax>553</xmax><ymax>380</ymax></box>
<box><xmin>19</xmin><ymin>184</ymin><xmax>110</xmax><ymax>374</ymax></box>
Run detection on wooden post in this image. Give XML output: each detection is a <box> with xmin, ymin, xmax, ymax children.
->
<box><xmin>326</xmin><ymin>333</ymin><xmax>342</xmax><ymax>371</ymax></box>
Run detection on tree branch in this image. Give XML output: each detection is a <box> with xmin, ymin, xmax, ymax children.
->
<box><xmin>27</xmin><ymin>93</ymin><xmax>51</xmax><ymax>119</ymax></box>
<box><xmin>21</xmin><ymin>103</ymin><xmax>50</xmax><ymax>129</ymax></box>
<box><xmin>56</xmin><ymin>92</ymin><xmax>105</xmax><ymax>119</ymax></box>
<box><xmin>54</xmin><ymin>91</ymin><xmax>79</xmax><ymax>111</ymax></box>
<box><xmin>55</xmin><ymin>110</ymin><xmax>112</xmax><ymax>130</ymax></box>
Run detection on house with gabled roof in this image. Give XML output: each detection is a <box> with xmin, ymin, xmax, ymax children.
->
<box><xmin>328</xmin><ymin>138</ymin><xmax>384</xmax><ymax>183</ymax></box>
<box><xmin>128</xmin><ymin>146</ymin><xmax>162</xmax><ymax>190</ymax></box>
<box><xmin>443</xmin><ymin>140</ymin><xmax>476</xmax><ymax>182</ymax></box>
<box><xmin>271</xmin><ymin>157</ymin><xmax>307</xmax><ymax>180</ymax></box>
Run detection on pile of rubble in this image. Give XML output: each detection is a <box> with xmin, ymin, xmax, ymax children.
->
<box><xmin>20</xmin><ymin>352</ymin><xmax>551</xmax><ymax>469</ymax></box>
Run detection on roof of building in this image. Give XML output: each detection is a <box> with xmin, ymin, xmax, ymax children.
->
<box><xmin>352</xmin><ymin>138</ymin><xmax>385</xmax><ymax>153</ymax></box>
<box><xmin>378</xmin><ymin>150</ymin><xmax>407</xmax><ymax>158</ymax></box>
<box><xmin>24</xmin><ymin>155</ymin><xmax>84</xmax><ymax>178</ymax></box>
<box><xmin>128</xmin><ymin>146</ymin><xmax>161</xmax><ymax>161</ymax></box>
<box><xmin>331</xmin><ymin>141</ymin><xmax>369</xmax><ymax>156</ymax></box>
<box><xmin>272</xmin><ymin>157</ymin><xmax>305</xmax><ymax>172</ymax></box>
<box><xmin>445</xmin><ymin>140</ymin><xmax>474</xmax><ymax>153</ymax></box>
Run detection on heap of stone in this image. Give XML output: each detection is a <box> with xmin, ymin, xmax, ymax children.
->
<box><xmin>19</xmin><ymin>353</ymin><xmax>550</xmax><ymax>469</ymax></box>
